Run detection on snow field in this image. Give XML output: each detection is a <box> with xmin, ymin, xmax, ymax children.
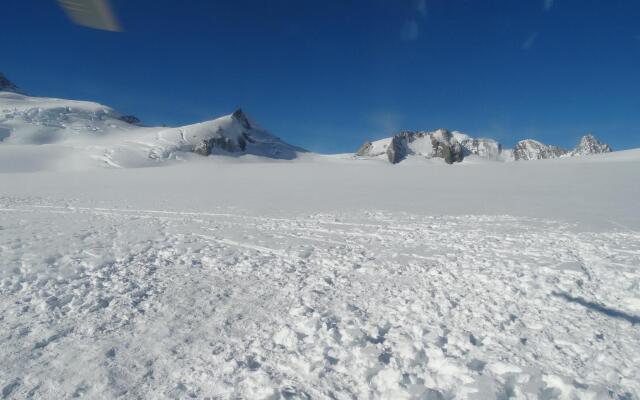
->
<box><xmin>1</xmin><ymin>199</ymin><xmax>639</xmax><ymax>399</ymax></box>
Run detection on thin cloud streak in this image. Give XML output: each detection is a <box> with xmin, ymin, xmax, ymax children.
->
<box><xmin>369</xmin><ymin>111</ymin><xmax>404</xmax><ymax>136</ymax></box>
<box><xmin>401</xmin><ymin>20</ymin><xmax>419</xmax><ymax>41</ymax></box>
<box><xmin>400</xmin><ymin>0</ymin><xmax>427</xmax><ymax>41</ymax></box>
<box><xmin>522</xmin><ymin>32</ymin><xmax>538</xmax><ymax>50</ymax></box>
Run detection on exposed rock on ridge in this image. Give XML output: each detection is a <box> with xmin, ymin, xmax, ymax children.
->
<box><xmin>0</xmin><ymin>73</ymin><xmax>21</xmax><ymax>93</ymax></box>
<box><xmin>357</xmin><ymin>129</ymin><xmax>613</xmax><ymax>164</ymax></box>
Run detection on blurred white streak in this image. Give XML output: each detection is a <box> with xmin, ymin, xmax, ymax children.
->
<box><xmin>522</xmin><ymin>32</ymin><xmax>538</xmax><ymax>50</ymax></box>
<box><xmin>543</xmin><ymin>0</ymin><xmax>554</xmax><ymax>12</ymax></box>
<box><xmin>58</xmin><ymin>0</ymin><xmax>122</xmax><ymax>32</ymax></box>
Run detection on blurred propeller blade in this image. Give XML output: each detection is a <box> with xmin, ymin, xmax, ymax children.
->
<box><xmin>58</xmin><ymin>0</ymin><xmax>122</xmax><ymax>32</ymax></box>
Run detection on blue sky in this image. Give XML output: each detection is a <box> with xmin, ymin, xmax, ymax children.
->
<box><xmin>2</xmin><ymin>0</ymin><xmax>639</xmax><ymax>152</ymax></box>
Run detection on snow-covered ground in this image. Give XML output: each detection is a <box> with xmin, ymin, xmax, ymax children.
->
<box><xmin>1</xmin><ymin>151</ymin><xmax>640</xmax><ymax>399</ymax></box>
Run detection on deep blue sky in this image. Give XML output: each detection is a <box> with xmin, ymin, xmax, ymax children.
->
<box><xmin>2</xmin><ymin>0</ymin><xmax>639</xmax><ymax>152</ymax></box>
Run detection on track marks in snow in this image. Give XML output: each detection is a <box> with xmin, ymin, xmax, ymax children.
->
<box><xmin>1</xmin><ymin>201</ymin><xmax>640</xmax><ymax>398</ymax></box>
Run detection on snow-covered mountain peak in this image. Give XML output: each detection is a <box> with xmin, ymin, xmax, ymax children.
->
<box><xmin>0</xmin><ymin>72</ymin><xmax>22</xmax><ymax>94</ymax></box>
<box><xmin>0</xmin><ymin>90</ymin><xmax>306</xmax><ymax>167</ymax></box>
<box><xmin>513</xmin><ymin>139</ymin><xmax>567</xmax><ymax>161</ymax></box>
<box><xmin>355</xmin><ymin>128</ymin><xmax>619</xmax><ymax>164</ymax></box>
<box><xmin>571</xmin><ymin>134</ymin><xmax>612</xmax><ymax>156</ymax></box>
<box><xmin>156</xmin><ymin>109</ymin><xmax>304</xmax><ymax>161</ymax></box>
<box><xmin>356</xmin><ymin>129</ymin><xmax>505</xmax><ymax>164</ymax></box>
<box><xmin>356</xmin><ymin>129</ymin><xmax>465</xmax><ymax>164</ymax></box>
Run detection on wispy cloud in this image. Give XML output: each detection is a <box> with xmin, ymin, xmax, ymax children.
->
<box><xmin>400</xmin><ymin>0</ymin><xmax>427</xmax><ymax>41</ymax></box>
<box><xmin>369</xmin><ymin>111</ymin><xmax>404</xmax><ymax>136</ymax></box>
<box><xmin>522</xmin><ymin>32</ymin><xmax>538</xmax><ymax>50</ymax></box>
<box><xmin>401</xmin><ymin>20</ymin><xmax>420</xmax><ymax>41</ymax></box>
<box><xmin>415</xmin><ymin>0</ymin><xmax>427</xmax><ymax>17</ymax></box>
<box><xmin>543</xmin><ymin>0</ymin><xmax>554</xmax><ymax>12</ymax></box>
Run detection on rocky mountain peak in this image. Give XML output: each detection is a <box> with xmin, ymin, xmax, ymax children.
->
<box><xmin>231</xmin><ymin>108</ymin><xmax>252</xmax><ymax>130</ymax></box>
<box><xmin>0</xmin><ymin>73</ymin><xmax>21</xmax><ymax>93</ymax></box>
<box><xmin>513</xmin><ymin>139</ymin><xmax>567</xmax><ymax>161</ymax></box>
<box><xmin>571</xmin><ymin>134</ymin><xmax>611</xmax><ymax>156</ymax></box>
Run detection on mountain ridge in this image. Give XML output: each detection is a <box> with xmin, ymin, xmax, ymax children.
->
<box><xmin>0</xmin><ymin>72</ymin><xmax>21</xmax><ymax>94</ymax></box>
<box><xmin>0</xmin><ymin>72</ymin><xmax>306</xmax><ymax>166</ymax></box>
<box><xmin>356</xmin><ymin>129</ymin><xmax>613</xmax><ymax>164</ymax></box>
<box><xmin>0</xmin><ymin>72</ymin><xmax>623</xmax><ymax>167</ymax></box>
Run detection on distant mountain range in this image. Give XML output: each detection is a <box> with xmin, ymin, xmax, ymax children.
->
<box><xmin>0</xmin><ymin>72</ymin><xmax>617</xmax><ymax>166</ymax></box>
<box><xmin>356</xmin><ymin>130</ymin><xmax>612</xmax><ymax>164</ymax></box>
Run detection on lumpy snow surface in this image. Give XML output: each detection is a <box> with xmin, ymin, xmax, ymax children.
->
<box><xmin>1</xmin><ymin>154</ymin><xmax>640</xmax><ymax>399</ymax></box>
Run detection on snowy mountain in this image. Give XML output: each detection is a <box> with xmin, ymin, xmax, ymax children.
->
<box><xmin>0</xmin><ymin>72</ymin><xmax>618</xmax><ymax>169</ymax></box>
<box><xmin>458</xmin><ymin>136</ymin><xmax>503</xmax><ymax>159</ymax></box>
<box><xmin>145</xmin><ymin>108</ymin><xmax>305</xmax><ymax>162</ymax></box>
<box><xmin>0</xmin><ymin>91</ymin><xmax>133</xmax><ymax>144</ymax></box>
<box><xmin>356</xmin><ymin>129</ymin><xmax>469</xmax><ymax>164</ymax></box>
<box><xmin>356</xmin><ymin>129</ymin><xmax>508</xmax><ymax>164</ymax></box>
<box><xmin>0</xmin><ymin>73</ymin><xmax>305</xmax><ymax>167</ymax></box>
<box><xmin>570</xmin><ymin>134</ymin><xmax>612</xmax><ymax>156</ymax></box>
<box><xmin>357</xmin><ymin>129</ymin><xmax>612</xmax><ymax>164</ymax></box>
<box><xmin>512</xmin><ymin>139</ymin><xmax>567</xmax><ymax>161</ymax></box>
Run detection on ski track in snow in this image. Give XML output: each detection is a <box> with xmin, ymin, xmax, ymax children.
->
<box><xmin>1</xmin><ymin>198</ymin><xmax>640</xmax><ymax>399</ymax></box>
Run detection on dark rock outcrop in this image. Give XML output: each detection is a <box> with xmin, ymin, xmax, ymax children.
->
<box><xmin>194</xmin><ymin>133</ymin><xmax>246</xmax><ymax>156</ymax></box>
<box><xmin>0</xmin><ymin>73</ymin><xmax>21</xmax><ymax>93</ymax></box>
<box><xmin>232</xmin><ymin>108</ymin><xmax>252</xmax><ymax>130</ymax></box>
<box><xmin>118</xmin><ymin>115</ymin><xmax>141</xmax><ymax>125</ymax></box>
<box><xmin>386</xmin><ymin>136</ymin><xmax>409</xmax><ymax>164</ymax></box>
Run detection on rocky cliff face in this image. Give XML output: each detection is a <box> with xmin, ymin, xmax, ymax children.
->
<box><xmin>570</xmin><ymin>134</ymin><xmax>612</xmax><ymax>156</ymax></box>
<box><xmin>513</xmin><ymin>140</ymin><xmax>567</xmax><ymax>161</ymax></box>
